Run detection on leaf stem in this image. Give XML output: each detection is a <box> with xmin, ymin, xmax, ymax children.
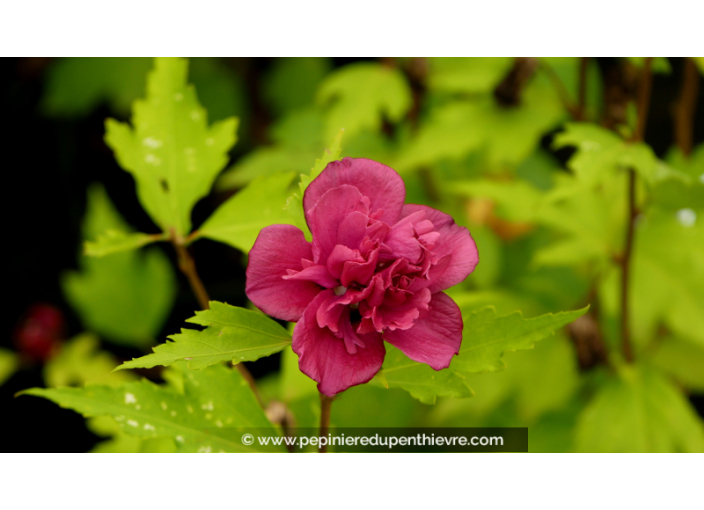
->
<box><xmin>577</xmin><ymin>57</ymin><xmax>589</xmax><ymax>121</ymax></box>
<box><xmin>674</xmin><ymin>58</ymin><xmax>699</xmax><ymax>158</ymax></box>
<box><xmin>539</xmin><ymin>59</ymin><xmax>579</xmax><ymax>119</ymax></box>
<box><xmin>170</xmin><ymin>232</ymin><xmax>264</xmax><ymax>406</ymax></box>
<box><xmin>620</xmin><ymin>57</ymin><xmax>653</xmax><ymax>364</ymax></box>
<box><xmin>319</xmin><ymin>393</ymin><xmax>334</xmax><ymax>453</ymax></box>
<box><xmin>173</xmin><ymin>240</ymin><xmax>211</xmax><ymax>311</ymax></box>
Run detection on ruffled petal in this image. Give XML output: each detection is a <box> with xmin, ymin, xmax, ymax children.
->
<box><xmin>283</xmin><ymin>264</ymin><xmax>338</xmax><ymax>289</ymax></box>
<box><xmin>307</xmin><ymin>185</ymin><xmax>367</xmax><ymax>264</ymax></box>
<box><xmin>382</xmin><ymin>292</ymin><xmax>462</xmax><ymax>370</ymax></box>
<box><xmin>246</xmin><ymin>224</ymin><xmax>321</xmax><ymax>322</ymax></box>
<box><xmin>304</xmin><ymin>158</ymin><xmax>406</xmax><ymax>226</ymax></box>
<box><xmin>293</xmin><ymin>290</ymin><xmax>386</xmax><ymax>396</ymax></box>
<box><xmin>401</xmin><ymin>204</ymin><xmax>479</xmax><ymax>293</ymax></box>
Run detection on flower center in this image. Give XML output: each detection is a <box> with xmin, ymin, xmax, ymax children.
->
<box><xmin>334</xmin><ymin>285</ymin><xmax>347</xmax><ymax>296</ymax></box>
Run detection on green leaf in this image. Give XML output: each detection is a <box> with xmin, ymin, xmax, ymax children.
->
<box><xmin>427</xmin><ymin>57</ymin><xmax>513</xmax><ymax>94</ymax></box>
<box><xmin>197</xmin><ymin>172</ymin><xmax>300</xmax><ymax>253</ymax></box>
<box><xmin>303</xmin><ymin>127</ymin><xmax>345</xmax><ymax>187</ymax></box>
<box><xmin>84</xmin><ymin>230</ymin><xmax>166</xmax><ymax>257</ymax></box>
<box><xmin>105</xmin><ymin>57</ymin><xmax>238</xmax><ymax>236</ymax></box>
<box><xmin>553</xmin><ymin>123</ymin><xmax>689</xmax><ymax>185</ymax></box>
<box><xmin>444</xmin><ymin>178</ymin><xmax>544</xmax><ymax>222</ymax></box>
<box><xmin>575</xmin><ymin>365</ymin><xmax>704</xmax><ymax>452</ymax></box>
<box><xmin>88</xmin><ymin>416</ymin><xmax>144</xmax><ymax>453</ymax></box>
<box><xmin>332</xmin><ymin>384</ymin><xmax>421</xmax><ymax>427</ymax></box>
<box><xmin>599</xmin><ymin>208</ymin><xmax>704</xmax><ymax>347</ymax></box>
<box><xmin>379</xmin><ymin>346</ymin><xmax>474</xmax><ymax>405</ymax></box>
<box><xmin>189</xmin><ymin>57</ymin><xmax>249</xmax><ymax>124</ymax></box>
<box><xmin>451</xmin><ymin>306</ymin><xmax>589</xmax><ymax>373</ymax></box>
<box><xmin>397</xmin><ymin>75</ymin><xmax>564</xmax><ymax>170</ymax></box>
<box><xmin>649</xmin><ymin>336</ymin><xmax>704</xmax><ymax>392</ymax></box>
<box><xmin>0</xmin><ymin>348</ymin><xmax>19</xmax><ymax>387</ymax></box>
<box><xmin>62</xmin><ymin>185</ymin><xmax>176</xmax><ymax>347</ymax></box>
<box><xmin>217</xmin><ymin>108</ymin><xmax>326</xmax><ymax>189</ymax></box>
<box><xmin>44</xmin><ymin>333</ymin><xmax>136</xmax><ymax>388</ymax></box>
<box><xmin>117</xmin><ymin>301</ymin><xmax>291</xmax><ymax>371</ymax></box>
<box><xmin>42</xmin><ymin>57</ymin><xmax>152</xmax><ymax>117</ymax></box>
<box><xmin>533</xmin><ymin>174</ymin><xmax>626</xmax><ymax>268</ymax></box>
<box><xmin>22</xmin><ymin>363</ymin><xmax>283</xmax><ymax>452</ymax></box>
<box><xmin>283</xmin><ymin>129</ymin><xmax>345</xmax><ymax>239</ymax></box>
<box><xmin>318</xmin><ymin>63</ymin><xmax>412</xmax><ymax>140</ymax></box>
<box><xmin>263</xmin><ymin>57</ymin><xmax>332</xmax><ymax>116</ymax></box>
<box><xmin>279</xmin><ymin>345</ymin><xmax>317</xmax><ymax>402</ymax></box>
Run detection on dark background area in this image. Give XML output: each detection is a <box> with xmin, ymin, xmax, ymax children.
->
<box><xmin>2</xmin><ymin>57</ymin><xmax>703</xmax><ymax>452</ymax></box>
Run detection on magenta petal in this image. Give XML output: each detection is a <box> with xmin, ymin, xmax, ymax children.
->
<box><xmin>401</xmin><ymin>204</ymin><xmax>479</xmax><ymax>293</ymax></box>
<box><xmin>327</xmin><ymin>244</ymin><xmax>363</xmax><ymax>280</ymax></box>
<box><xmin>246</xmin><ymin>225</ymin><xmax>321</xmax><ymax>322</ymax></box>
<box><xmin>385</xmin><ymin>218</ymin><xmax>423</xmax><ymax>264</ymax></box>
<box><xmin>283</xmin><ymin>264</ymin><xmax>338</xmax><ymax>289</ymax></box>
<box><xmin>293</xmin><ymin>291</ymin><xmax>386</xmax><ymax>396</ymax></box>
<box><xmin>382</xmin><ymin>292</ymin><xmax>462</xmax><ymax>370</ymax></box>
<box><xmin>336</xmin><ymin>211</ymin><xmax>370</xmax><ymax>250</ymax></box>
<box><xmin>304</xmin><ymin>158</ymin><xmax>406</xmax><ymax>226</ymax></box>
<box><xmin>307</xmin><ymin>185</ymin><xmax>366</xmax><ymax>264</ymax></box>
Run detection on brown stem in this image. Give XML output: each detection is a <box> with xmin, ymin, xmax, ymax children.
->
<box><xmin>173</xmin><ymin>241</ymin><xmax>210</xmax><ymax>311</ymax></box>
<box><xmin>319</xmin><ymin>393</ymin><xmax>334</xmax><ymax>453</ymax></box>
<box><xmin>632</xmin><ymin>58</ymin><xmax>653</xmax><ymax>143</ymax></box>
<box><xmin>674</xmin><ymin>58</ymin><xmax>700</xmax><ymax>157</ymax></box>
<box><xmin>621</xmin><ymin>167</ymin><xmax>637</xmax><ymax>364</ymax></box>
<box><xmin>620</xmin><ymin>57</ymin><xmax>653</xmax><ymax>364</ymax></box>
<box><xmin>577</xmin><ymin>57</ymin><xmax>589</xmax><ymax>121</ymax></box>
<box><xmin>171</xmin><ymin>235</ymin><xmax>264</xmax><ymax>406</ymax></box>
<box><xmin>539</xmin><ymin>59</ymin><xmax>579</xmax><ymax>118</ymax></box>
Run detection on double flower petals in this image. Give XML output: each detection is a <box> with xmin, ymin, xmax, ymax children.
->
<box><xmin>246</xmin><ymin>158</ymin><xmax>478</xmax><ymax>396</ymax></box>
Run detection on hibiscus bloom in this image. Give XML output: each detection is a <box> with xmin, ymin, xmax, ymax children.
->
<box><xmin>246</xmin><ymin>158</ymin><xmax>478</xmax><ymax>396</ymax></box>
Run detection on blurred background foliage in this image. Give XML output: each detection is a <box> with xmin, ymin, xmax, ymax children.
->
<box><xmin>2</xmin><ymin>57</ymin><xmax>703</xmax><ymax>452</ymax></box>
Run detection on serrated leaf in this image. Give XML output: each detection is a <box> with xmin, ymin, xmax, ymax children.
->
<box><xmin>84</xmin><ymin>230</ymin><xmax>166</xmax><ymax>257</ymax></box>
<box><xmin>575</xmin><ymin>365</ymin><xmax>704</xmax><ymax>452</ymax></box>
<box><xmin>104</xmin><ymin>57</ymin><xmax>238</xmax><ymax>236</ymax></box>
<box><xmin>284</xmin><ymin>129</ymin><xmax>344</xmax><ymax>239</ymax></box>
<box><xmin>22</xmin><ymin>363</ymin><xmax>283</xmax><ymax>452</ymax></box>
<box><xmin>553</xmin><ymin>122</ymin><xmax>689</xmax><ymax>185</ymax></box>
<box><xmin>117</xmin><ymin>301</ymin><xmax>291</xmax><ymax>371</ymax></box>
<box><xmin>197</xmin><ymin>172</ymin><xmax>300</xmax><ymax>253</ymax></box>
<box><xmin>44</xmin><ymin>333</ymin><xmax>136</xmax><ymax>388</ymax></box>
<box><xmin>318</xmin><ymin>63</ymin><xmax>412</xmax><ymax>140</ymax></box>
<box><xmin>62</xmin><ymin>185</ymin><xmax>176</xmax><ymax>347</ymax></box>
<box><xmin>379</xmin><ymin>346</ymin><xmax>474</xmax><ymax>405</ymax></box>
<box><xmin>0</xmin><ymin>348</ymin><xmax>19</xmax><ymax>387</ymax></box>
<box><xmin>299</xmin><ymin>127</ymin><xmax>345</xmax><ymax>190</ymax></box>
<box><xmin>451</xmin><ymin>306</ymin><xmax>589</xmax><ymax>374</ymax></box>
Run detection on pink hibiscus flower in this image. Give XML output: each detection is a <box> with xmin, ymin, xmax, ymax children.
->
<box><xmin>246</xmin><ymin>158</ymin><xmax>478</xmax><ymax>396</ymax></box>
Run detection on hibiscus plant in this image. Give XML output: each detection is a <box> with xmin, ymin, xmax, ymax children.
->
<box><xmin>14</xmin><ymin>56</ymin><xmax>704</xmax><ymax>453</ymax></box>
